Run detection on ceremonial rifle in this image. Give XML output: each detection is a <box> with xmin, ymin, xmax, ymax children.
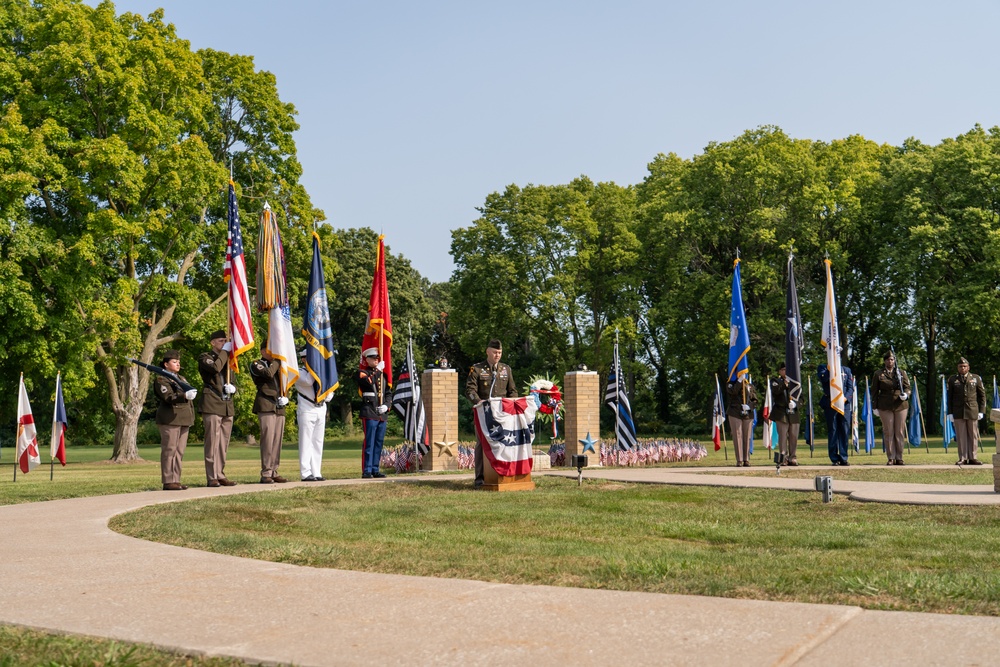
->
<box><xmin>129</xmin><ymin>358</ymin><xmax>196</xmax><ymax>393</ymax></box>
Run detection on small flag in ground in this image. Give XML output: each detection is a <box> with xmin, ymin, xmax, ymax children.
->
<box><xmin>908</xmin><ymin>380</ymin><xmax>922</xmax><ymax>447</ymax></box>
<box><xmin>16</xmin><ymin>374</ymin><xmax>39</xmax><ymax>473</ymax></box>
<box><xmin>941</xmin><ymin>375</ymin><xmax>955</xmax><ymax>451</ymax></box>
<box><xmin>862</xmin><ymin>380</ymin><xmax>875</xmax><ymax>454</ymax></box>
<box><xmin>605</xmin><ymin>339</ymin><xmax>637</xmax><ymax>450</ymax></box>
<box><xmin>392</xmin><ymin>335</ymin><xmax>429</xmax><ymax>455</ymax></box>
<box><xmin>51</xmin><ymin>372</ymin><xmax>67</xmax><ymax>466</ymax></box>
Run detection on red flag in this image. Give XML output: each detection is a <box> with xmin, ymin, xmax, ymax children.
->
<box><xmin>360</xmin><ymin>235</ymin><xmax>393</xmax><ymax>387</ymax></box>
<box><xmin>16</xmin><ymin>374</ymin><xmax>40</xmax><ymax>474</ymax></box>
<box><xmin>224</xmin><ymin>180</ymin><xmax>254</xmax><ymax>371</ymax></box>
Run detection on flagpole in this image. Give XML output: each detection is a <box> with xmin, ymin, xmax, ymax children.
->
<box><xmin>13</xmin><ymin>372</ymin><xmax>19</xmax><ymax>482</ymax></box>
<box><xmin>915</xmin><ymin>374</ymin><xmax>929</xmax><ymax>453</ymax></box>
<box><xmin>807</xmin><ymin>374</ymin><xmax>814</xmax><ymax>458</ymax></box>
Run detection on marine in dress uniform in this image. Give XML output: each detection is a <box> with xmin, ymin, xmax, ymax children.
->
<box><xmin>726</xmin><ymin>376</ymin><xmax>758</xmax><ymax>467</ymax></box>
<box><xmin>356</xmin><ymin>347</ymin><xmax>390</xmax><ymax>478</ymax></box>
<box><xmin>818</xmin><ymin>363</ymin><xmax>854</xmax><ymax>466</ymax></box>
<box><xmin>296</xmin><ymin>348</ymin><xmax>330</xmax><ymax>481</ymax></box>
<box><xmin>250</xmin><ymin>349</ymin><xmax>289</xmax><ymax>483</ymax></box>
<box><xmin>198</xmin><ymin>330</ymin><xmax>237</xmax><ymax>487</ymax></box>
<box><xmin>871</xmin><ymin>351</ymin><xmax>910</xmax><ymax>465</ymax></box>
<box><xmin>770</xmin><ymin>363</ymin><xmax>800</xmax><ymax>465</ymax></box>
<box><xmin>154</xmin><ymin>349</ymin><xmax>196</xmax><ymax>490</ymax></box>
<box><xmin>947</xmin><ymin>357</ymin><xmax>987</xmax><ymax>465</ymax></box>
<box><xmin>465</xmin><ymin>339</ymin><xmax>518</xmax><ymax>487</ymax></box>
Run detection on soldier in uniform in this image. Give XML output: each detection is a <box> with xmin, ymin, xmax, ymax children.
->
<box><xmin>465</xmin><ymin>339</ymin><xmax>518</xmax><ymax>487</ymax></box>
<box><xmin>726</xmin><ymin>375</ymin><xmax>758</xmax><ymax>467</ymax></box>
<box><xmin>296</xmin><ymin>348</ymin><xmax>331</xmax><ymax>481</ymax></box>
<box><xmin>818</xmin><ymin>363</ymin><xmax>854</xmax><ymax>466</ymax></box>
<box><xmin>871</xmin><ymin>351</ymin><xmax>910</xmax><ymax>465</ymax></box>
<box><xmin>154</xmin><ymin>349</ymin><xmax>197</xmax><ymax>490</ymax></box>
<box><xmin>356</xmin><ymin>347</ymin><xmax>390</xmax><ymax>478</ymax></box>
<box><xmin>770</xmin><ymin>363</ymin><xmax>800</xmax><ymax>466</ymax></box>
<box><xmin>250</xmin><ymin>348</ymin><xmax>289</xmax><ymax>484</ymax></box>
<box><xmin>198</xmin><ymin>330</ymin><xmax>237</xmax><ymax>487</ymax></box>
<box><xmin>947</xmin><ymin>357</ymin><xmax>986</xmax><ymax>465</ymax></box>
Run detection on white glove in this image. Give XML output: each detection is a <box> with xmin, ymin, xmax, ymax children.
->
<box><xmin>277</xmin><ymin>396</ymin><xmax>289</xmax><ymax>407</ymax></box>
<box><xmin>979</xmin><ymin>413</ymin><xmax>984</xmax><ymax>420</ymax></box>
<box><xmin>184</xmin><ymin>389</ymin><xmax>197</xmax><ymax>400</ymax></box>
<box><xmin>873</xmin><ymin>409</ymin><xmax>880</xmax><ymax>417</ymax></box>
<box><xmin>947</xmin><ymin>414</ymin><xmax>954</xmax><ymax>423</ymax></box>
<box><xmin>376</xmin><ymin>405</ymin><xmax>388</xmax><ymax>414</ymax></box>
<box><xmin>222</xmin><ymin>342</ymin><xmax>233</xmax><ymax>352</ymax></box>
<box><xmin>741</xmin><ymin>403</ymin><xmax>750</xmax><ymax>411</ymax></box>
<box><xmin>323</xmin><ymin>395</ymin><xmax>333</xmax><ymax>404</ymax></box>
<box><xmin>788</xmin><ymin>400</ymin><xmax>796</xmax><ymax>410</ymax></box>
<box><xmin>223</xmin><ymin>383</ymin><xmax>236</xmax><ymax>395</ymax></box>
<box><xmin>899</xmin><ymin>392</ymin><xmax>908</xmax><ymax>401</ymax></box>
<box><xmin>376</xmin><ymin>360</ymin><xmax>385</xmax><ymax>371</ymax></box>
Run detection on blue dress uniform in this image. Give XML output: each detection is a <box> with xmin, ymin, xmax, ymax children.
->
<box><xmin>356</xmin><ymin>361</ymin><xmax>390</xmax><ymax>478</ymax></box>
<box><xmin>818</xmin><ymin>364</ymin><xmax>854</xmax><ymax>465</ymax></box>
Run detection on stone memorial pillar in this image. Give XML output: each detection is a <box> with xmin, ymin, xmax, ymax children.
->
<box><xmin>562</xmin><ymin>370</ymin><xmax>601</xmax><ymax>466</ymax></box>
<box><xmin>991</xmin><ymin>409</ymin><xmax>1000</xmax><ymax>493</ymax></box>
<box><xmin>422</xmin><ymin>368</ymin><xmax>459</xmax><ymax>471</ymax></box>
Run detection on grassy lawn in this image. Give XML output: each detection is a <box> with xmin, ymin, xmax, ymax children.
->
<box><xmin>111</xmin><ymin>474</ymin><xmax>1000</xmax><ymax>617</ymax></box>
<box><xmin>714</xmin><ymin>467</ymin><xmax>994</xmax><ymax>484</ymax></box>
<box><xmin>0</xmin><ymin>624</ymin><xmax>251</xmax><ymax>667</ymax></box>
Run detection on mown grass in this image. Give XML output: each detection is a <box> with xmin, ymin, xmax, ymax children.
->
<box><xmin>111</xmin><ymin>474</ymin><xmax>1000</xmax><ymax>616</ymax></box>
<box><xmin>717</xmin><ymin>467</ymin><xmax>994</xmax><ymax>484</ymax></box>
<box><xmin>0</xmin><ymin>624</ymin><xmax>252</xmax><ymax>667</ymax></box>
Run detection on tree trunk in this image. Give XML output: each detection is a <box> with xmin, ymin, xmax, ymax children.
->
<box><xmin>110</xmin><ymin>363</ymin><xmax>147</xmax><ymax>463</ymax></box>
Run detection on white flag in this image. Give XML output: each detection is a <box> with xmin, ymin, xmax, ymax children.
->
<box><xmin>821</xmin><ymin>259</ymin><xmax>846</xmax><ymax>416</ymax></box>
<box><xmin>267</xmin><ymin>305</ymin><xmax>301</xmax><ymax>394</ymax></box>
<box><xmin>16</xmin><ymin>375</ymin><xmax>40</xmax><ymax>473</ymax></box>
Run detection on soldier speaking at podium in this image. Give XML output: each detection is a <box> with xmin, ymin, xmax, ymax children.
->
<box><xmin>465</xmin><ymin>339</ymin><xmax>517</xmax><ymax>488</ymax></box>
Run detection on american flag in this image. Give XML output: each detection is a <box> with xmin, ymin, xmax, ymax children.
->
<box><xmin>604</xmin><ymin>339</ymin><xmax>637</xmax><ymax>451</ymax></box>
<box><xmin>391</xmin><ymin>335</ymin><xmax>429</xmax><ymax>455</ymax></box>
<box><xmin>224</xmin><ymin>180</ymin><xmax>254</xmax><ymax>370</ymax></box>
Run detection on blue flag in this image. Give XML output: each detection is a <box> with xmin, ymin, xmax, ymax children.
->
<box><xmin>992</xmin><ymin>376</ymin><xmax>999</xmax><ymax>411</ymax></box>
<box><xmin>728</xmin><ymin>258</ymin><xmax>750</xmax><ymax>383</ymax></box>
<box><xmin>908</xmin><ymin>380</ymin><xmax>922</xmax><ymax>447</ymax></box>
<box><xmin>301</xmin><ymin>232</ymin><xmax>339</xmax><ymax>401</ymax></box>
<box><xmin>863</xmin><ymin>380</ymin><xmax>875</xmax><ymax>454</ymax></box>
<box><xmin>940</xmin><ymin>375</ymin><xmax>955</xmax><ymax>451</ymax></box>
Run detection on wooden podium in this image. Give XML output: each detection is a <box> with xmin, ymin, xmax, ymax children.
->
<box><xmin>482</xmin><ymin>463</ymin><xmax>534</xmax><ymax>492</ymax></box>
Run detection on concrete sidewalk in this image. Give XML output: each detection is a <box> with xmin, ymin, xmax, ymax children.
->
<box><xmin>1</xmin><ymin>470</ymin><xmax>999</xmax><ymax>666</ymax></box>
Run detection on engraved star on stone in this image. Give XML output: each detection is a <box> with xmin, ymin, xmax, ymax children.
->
<box><xmin>434</xmin><ymin>437</ymin><xmax>456</xmax><ymax>457</ymax></box>
<box><xmin>579</xmin><ymin>432</ymin><xmax>597</xmax><ymax>454</ymax></box>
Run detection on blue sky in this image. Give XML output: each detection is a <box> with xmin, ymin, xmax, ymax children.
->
<box><xmin>111</xmin><ymin>1</ymin><xmax>1000</xmax><ymax>283</ymax></box>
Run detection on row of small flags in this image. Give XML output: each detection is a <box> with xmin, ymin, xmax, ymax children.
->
<box><xmin>14</xmin><ymin>372</ymin><xmax>67</xmax><ymax>477</ymax></box>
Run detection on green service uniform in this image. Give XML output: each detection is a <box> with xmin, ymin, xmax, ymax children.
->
<box><xmin>251</xmin><ymin>358</ymin><xmax>286</xmax><ymax>481</ymax></box>
<box><xmin>198</xmin><ymin>348</ymin><xmax>234</xmax><ymax>484</ymax></box>
<box><xmin>466</xmin><ymin>362</ymin><xmax>518</xmax><ymax>485</ymax></box>
<box><xmin>947</xmin><ymin>371</ymin><xmax>986</xmax><ymax>463</ymax></box>
<box><xmin>154</xmin><ymin>374</ymin><xmax>195</xmax><ymax>486</ymax></box>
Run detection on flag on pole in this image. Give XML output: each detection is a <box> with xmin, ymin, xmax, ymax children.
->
<box><xmin>993</xmin><ymin>375</ymin><xmax>999</xmax><ymax>411</ymax></box>
<box><xmin>762</xmin><ymin>378</ymin><xmax>774</xmax><ymax>451</ymax></box>
<box><xmin>821</xmin><ymin>259</ymin><xmax>845</xmax><ymax>416</ymax></box>
<box><xmin>392</xmin><ymin>334</ymin><xmax>429</xmax><ymax>455</ymax></box>
<box><xmin>16</xmin><ymin>375</ymin><xmax>39</xmax><ymax>474</ymax></box>
<box><xmin>908</xmin><ymin>380</ymin><xmax>923</xmax><ymax>447</ymax></box>
<box><xmin>728</xmin><ymin>258</ymin><xmax>750</xmax><ymax>383</ymax></box>
<box><xmin>224</xmin><ymin>180</ymin><xmax>254</xmax><ymax>371</ymax></box>
<box><xmin>256</xmin><ymin>203</ymin><xmax>299</xmax><ymax>393</ymax></box>
<box><xmin>806</xmin><ymin>375</ymin><xmax>815</xmax><ymax>454</ymax></box>
<box><xmin>941</xmin><ymin>375</ymin><xmax>955</xmax><ymax>451</ymax></box>
<box><xmin>712</xmin><ymin>374</ymin><xmax>725</xmax><ymax>451</ymax></box>
<box><xmin>852</xmin><ymin>380</ymin><xmax>860</xmax><ymax>452</ymax></box>
<box><xmin>605</xmin><ymin>338</ymin><xmax>638</xmax><ymax>450</ymax></box>
<box><xmin>862</xmin><ymin>379</ymin><xmax>875</xmax><ymax>454</ymax></box>
<box><xmin>50</xmin><ymin>372</ymin><xmax>67</xmax><ymax>466</ymax></box>
<box><xmin>361</xmin><ymin>235</ymin><xmax>393</xmax><ymax>388</ymax></box>
<box><xmin>785</xmin><ymin>254</ymin><xmax>805</xmax><ymax>406</ymax></box>
<box><xmin>302</xmin><ymin>232</ymin><xmax>339</xmax><ymax>402</ymax></box>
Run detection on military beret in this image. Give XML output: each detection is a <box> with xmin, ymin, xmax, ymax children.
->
<box><xmin>209</xmin><ymin>329</ymin><xmax>226</xmax><ymax>341</ymax></box>
<box><xmin>161</xmin><ymin>349</ymin><xmax>180</xmax><ymax>365</ymax></box>
<box><xmin>487</xmin><ymin>339</ymin><xmax>502</xmax><ymax>350</ymax></box>
<box><xmin>777</xmin><ymin>362</ymin><xmax>786</xmax><ymax>371</ymax></box>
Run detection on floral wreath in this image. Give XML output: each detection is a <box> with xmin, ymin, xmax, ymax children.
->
<box><xmin>525</xmin><ymin>376</ymin><xmax>564</xmax><ymax>437</ymax></box>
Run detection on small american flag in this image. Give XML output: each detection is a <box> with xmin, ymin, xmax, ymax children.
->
<box><xmin>224</xmin><ymin>180</ymin><xmax>254</xmax><ymax>369</ymax></box>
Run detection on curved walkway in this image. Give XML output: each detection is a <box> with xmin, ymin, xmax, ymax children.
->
<box><xmin>1</xmin><ymin>469</ymin><xmax>999</xmax><ymax>666</ymax></box>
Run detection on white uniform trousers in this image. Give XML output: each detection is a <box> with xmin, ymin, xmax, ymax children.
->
<box><xmin>297</xmin><ymin>399</ymin><xmax>327</xmax><ymax>479</ymax></box>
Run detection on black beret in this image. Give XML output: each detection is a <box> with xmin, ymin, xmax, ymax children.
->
<box><xmin>209</xmin><ymin>329</ymin><xmax>226</xmax><ymax>341</ymax></box>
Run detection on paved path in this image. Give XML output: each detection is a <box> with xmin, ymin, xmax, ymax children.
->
<box><xmin>2</xmin><ymin>468</ymin><xmax>999</xmax><ymax>666</ymax></box>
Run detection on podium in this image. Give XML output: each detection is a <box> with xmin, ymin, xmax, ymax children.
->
<box><xmin>482</xmin><ymin>463</ymin><xmax>534</xmax><ymax>492</ymax></box>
